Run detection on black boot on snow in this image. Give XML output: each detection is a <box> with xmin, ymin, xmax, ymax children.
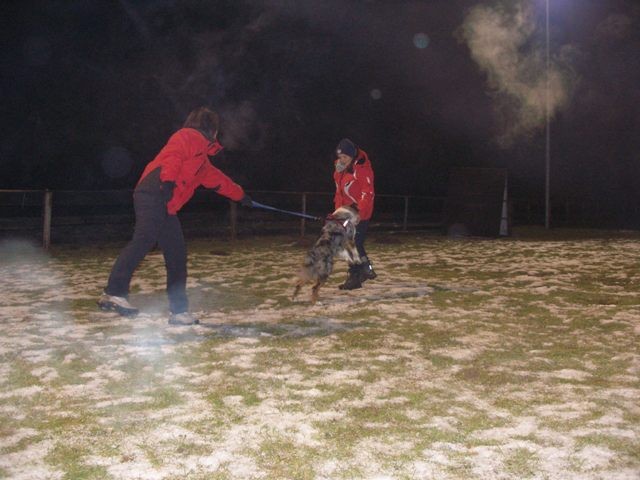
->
<box><xmin>359</xmin><ymin>256</ymin><xmax>378</xmax><ymax>283</ymax></box>
<box><xmin>339</xmin><ymin>265</ymin><xmax>363</xmax><ymax>290</ymax></box>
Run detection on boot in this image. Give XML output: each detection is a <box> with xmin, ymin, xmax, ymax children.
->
<box><xmin>359</xmin><ymin>256</ymin><xmax>377</xmax><ymax>283</ymax></box>
<box><xmin>339</xmin><ymin>264</ymin><xmax>362</xmax><ymax>290</ymax></box>
<box><xmin>97</xmin><ymin>292</ymin><xmax>139</xmax><ymax>317</ymax></box>
<box><xmin>168</xmin><ymin>312</ymin><xmax>199</xmax><ymax>325</ymax></box>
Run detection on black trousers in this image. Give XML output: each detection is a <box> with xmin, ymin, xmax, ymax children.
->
<box><xmin>354</xmin><ymin>220</ymin><xmax>369</xmax><ymax>260</ymax></box>
<box><xmin>105</xmin><ymin>172</ymin><xmax>188</xmax><ymax>314</ymax></box>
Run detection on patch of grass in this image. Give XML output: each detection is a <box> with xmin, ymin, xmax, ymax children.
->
<box><xmin>253</xmin><ymin>433</ymin><xmax>318</xmax><ymax>479</ymax></box>
<box><xmin>315</xmin><ymin>419</ymin><xmax>369</xmax><ymax>458</ymax></box>
<box><xmin>147</xmin><ymin>386</ymin><xmax>184</xmax><ymax>409</ymax></box>
<box><xmin>310</xmin><ymin>383</ymin><xmax>364</xmax><ymax>410</ymax></box>
<box><xmin>390</xmin><ymin>322</ymin><xmax>456</xmax><ymax>349</ymax></box>
<box><xmin>503</xmin><ymin>447</ymin><xmax>538</xmax><ymax>477</ymax></box>
<box><xmin>541</xmin><ymin>407</ymin><xmax>607</xmax><ymax>432</ymax></box>
<box><xmin>574</xmin><ymin>433</ymin><xmax>640</xmax><ymax>466</ymax></box>
<box><xmin>348</xmin><ymin>403</ymin><xmax>410</xmax><ymax>424</ymax></box>
<box><xmin>48</xmin><ymin>348</ymin><xmax>102</xmax><ymax>386</ymax></box>
<box><xmin>429</xmin><ymin>289</ymin><xmax>463</xmax><ymax>308</ymax></box>
<box><xmin>203</xmin><ymin>374</ymin><xmax>262</xmax><ymax>409</ymax></box>
<box><xmin>456</xmin><ymin>411</ymin><xmax>509</xmax><ymax>436</ymax></box>
<box><xmin>456</xmin><ymin>366</ymin><xmax>532</xmax><ymax>388</ymax></box>
<box><xmin>6</xmin><ymin>232</ymin><xmax>640</xmax><ymax>479</ymax></box>
<box><xmin>430</xmin><ymin>355</ymin><xmax>456</xmax><ymax>369</ymax></box>
<box><xmin>37</xmin><ymin>411</ymin><xmax>97</xmax><ymax>434</ymax></box>
<box><xmin>540</xmin><ymin>342</ymin><xmax>601</xmax><ymax>371</ymax></box>
<box><xmin>0</xmin><ymin>432</ymin><xmax>45</xmax><ymax>455</ymax></box>
<box><xmin>103</xmin><ymin>357</ymin><xmax>168</xmax><ymax>396</ymax></box>
<box><xmin>45</xmin><ymin>442</ymin><xmax>110</xmax><ymax>480</ymax></box>
<box><xmin>557</xmin><ymin>289</ymin><xmax>638</xmax><ymax>307</ymax></box>
<box><xmin>174</xmin><ymin>440</ymin><xmax>214</xmax><ymax>457</ymax></box>
<box><xmin>7</xmin><ymin>358</ymin><xmax>41</xmax><ymax>389</ymax></box>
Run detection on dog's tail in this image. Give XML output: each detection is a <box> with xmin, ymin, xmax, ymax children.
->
<box><xmin>297</xmin><ymin>254</ymin><xmax>315</xmax><ymax>282</ymax></box>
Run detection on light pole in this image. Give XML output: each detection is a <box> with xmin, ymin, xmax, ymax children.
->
<box><xmin>544</xmin><ymin>0</ymin><xmax>551</xmax><ymax>229</ymax></box>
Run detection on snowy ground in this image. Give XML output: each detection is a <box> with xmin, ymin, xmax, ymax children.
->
<box><xmin>0</xmin><ymin>230</ymin><xmax>639</xmax><ymax>479</ymax></box>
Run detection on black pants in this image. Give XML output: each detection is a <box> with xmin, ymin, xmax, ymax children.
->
<box><xmin>354</xmin><ymin>220</ymin><xmax>369</xmax><ymax>260</ymax></box>
<box><xmin>105</xmin><ymin>171</ymin><xmax>188</xmax><ymax>314</ymax></box>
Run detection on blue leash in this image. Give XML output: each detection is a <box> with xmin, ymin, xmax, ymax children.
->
<box><xmin>251</xmin><ymin>200</ymin><xmax>322</xmax><ymax>221</ymax></box>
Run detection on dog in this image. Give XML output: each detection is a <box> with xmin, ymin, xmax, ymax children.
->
<box><xmin>292</xmin><ymin>206</ymin><xmax>361</xmax><ymax>303</ymax></box>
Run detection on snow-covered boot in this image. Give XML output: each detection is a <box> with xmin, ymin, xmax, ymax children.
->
<box><xmin>339</xmin><ymin>264</ymin><xmax>362</xmax><ymax>290</ymax></box>
<box><xmin>97</xmin><ymin>292</ymin><xmax>139</xmax><ymax>317</ymax></box>
<box><xmin>359</xmin><ymin>256</ymin><xmax>377</xmax><ymax>283</ymax></box>
<box><xmin>168</xmin><ymin>312</ymin><xmax>199</xmax><ymax>326</ymax></box>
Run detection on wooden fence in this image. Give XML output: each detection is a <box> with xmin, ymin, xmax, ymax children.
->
<box><xmin>1</xmin><ymin>189</ymin><xmax>632</xmax><ymax>249</ymax></box>
<box><xmin>0</xmin><ymin>189</ymin><xmax>445</xmax><ymax>249</ymax></box>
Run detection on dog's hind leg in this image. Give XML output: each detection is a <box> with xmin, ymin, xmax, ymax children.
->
<box><xmin>311</xmin><ymin>280</ymin><xmax>324</xmax><ymax>304</ymax></box>
<box><xmin>292</xmin><ymin>280</ymin><xmax>303</xmax><ymax>301</ymax></box>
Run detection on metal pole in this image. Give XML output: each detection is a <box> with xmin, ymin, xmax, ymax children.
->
<box><xmin>43</xmin><ymin>190</ymin><xmax>52</xmax><ymax>250</ymax></box>
<box><xmin>545</xmin><ymin>0</ymin><xmax>551</xmax><ymax>229</ymax></box>
<box><xmin>300</xmin><ymin>193</ymin><xmax>307</xmax><ymax>237</ymax></box>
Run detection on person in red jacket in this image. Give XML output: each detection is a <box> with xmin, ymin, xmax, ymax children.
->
<box><xmin>98</xmin><ymin>106</ymin><xmax>252</xmax><ymax>325</ymax></box>
<box><xmin>333</xmin><ymin>138</ymin><xmax>377</xmax><ymax>290</ymax></box>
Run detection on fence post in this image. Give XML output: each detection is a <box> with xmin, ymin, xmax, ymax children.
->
<box><xmin>300</xmin><ymin>193</ymin><xmax>307</xmax><ymax>237</ymax></box>
<box><xmin>403</xmin><ymin>196</ymin><xmax>409</xmax><ymax>231</ymax></box>
<box><xmin>229</xmin><ymin>200</ymin><xmax>237</xmax><ymax>241</ymax></box>
<box><xmin>43</xmin><ymin>189</ymin><xmax>52</xmax><ymax>250</ymax></box>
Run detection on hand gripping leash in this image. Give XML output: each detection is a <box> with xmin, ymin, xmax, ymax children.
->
<box><xmin>251</xmin><ymin>200</ymin><xmax>322</xmax><ymax>221</ymax></box>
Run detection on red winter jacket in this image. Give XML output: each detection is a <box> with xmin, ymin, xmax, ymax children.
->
<box><xmin>137</xmin><ymin>128</ymin><xmax>245</xmax><ymax>215</ymax></box>
<box><xmin>333</xmin><ymin>148</ymin><xmax>375</xmax><ymax>220</ymax></box>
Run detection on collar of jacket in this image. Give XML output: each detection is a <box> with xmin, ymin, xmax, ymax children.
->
<box><xmin>187</xmin><ymin>128</ymin><xmax>224</xmax><ymax>157</ymax></box>
<box><xmin>341</xmin><ymin>148</ymin><xmax>368</xmax><ymax>174</ymax></box>
<box><xmin>207</xmin><ymin>140</ymin><xmax>223</xmax><ymax>157</ymax></box>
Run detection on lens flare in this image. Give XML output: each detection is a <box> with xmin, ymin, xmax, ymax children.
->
<box><xmin>413</xmin><ymin>33</ymin><xmax>430</xmax><ymax>49</ymax></box>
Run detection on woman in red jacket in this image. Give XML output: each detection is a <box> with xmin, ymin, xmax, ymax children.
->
<box><xmin>98</xmin><ymin>107</ymin><xmax>252</xmax><ymax>325</ymax></box>
<box><xmin>333</xmin><ymin>138</ymin><xmax>377</xmax><ymax>290</ymax></box>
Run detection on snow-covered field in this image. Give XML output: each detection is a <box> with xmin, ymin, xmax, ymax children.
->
<box><xmin>1</xmin><ymin>231</ymin><xmax>639</xmax><ymax>479</ymax></box>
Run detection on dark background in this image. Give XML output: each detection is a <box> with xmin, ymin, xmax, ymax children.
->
<box><xmin>2</xmin><ymin>0</ymin><xmax>639</xmax><ymax>224</ymax></box>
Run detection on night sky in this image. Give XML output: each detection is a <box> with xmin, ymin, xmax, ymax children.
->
<box><xmin>2</xmin><ymin>0</ymin><xmax>639</xmax><ymax>216</ymax></box>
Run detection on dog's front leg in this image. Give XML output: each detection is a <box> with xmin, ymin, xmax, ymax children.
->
<box><xmin>347</xmin><ymin>242</ymin><xmax>362</xmax><ymax>264</ymax></box>
<box><xmin>292</xmin><ymin>281</ymin><xmax>303</xmax><ymax>301</ymax></box>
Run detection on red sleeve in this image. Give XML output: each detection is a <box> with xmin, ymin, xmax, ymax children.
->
<box><xmin>200</xmin><ymin>161</ymin><xmax>245</xmax><ymax>201</ymax></box>
<box><xmin>158</xmin><ymin>131</ymin><xmax>191</xmax><ymax>183</ymax></box>
<box><xmin>355</xmin><ymin>164</ymin><xmax>375</xmax><ymax>216</ymax></box>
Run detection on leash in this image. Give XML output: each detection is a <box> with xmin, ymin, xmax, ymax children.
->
<box><xmin>251</xmin><ymin>200</ymin><xmax>322</xmax><ymax>221</ymax></box>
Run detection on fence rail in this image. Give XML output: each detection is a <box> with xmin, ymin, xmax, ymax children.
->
<box><xmin>0</xmin><ymin>189</ymin><xmax>633</xmax><ymax>249</ymax></box>
<box><xmin>0</xmin><ymin>189</ymin><xmax>447</xmax><ymax>249</ymax></box>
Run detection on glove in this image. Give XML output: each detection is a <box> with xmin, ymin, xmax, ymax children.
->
<box><xmin>350</xmin><ymin>203</ymin><xmax>359</xmax><ymax>212</ymax></box>
<box><xmin>239</xmin><ymin>194</ymin><xmax>253</xmax><ymax>208</ymax></box>
<box><xmin>160</xmin><ymin>181</ymin><xmax>175</xmax><ymax>203</ymax></box>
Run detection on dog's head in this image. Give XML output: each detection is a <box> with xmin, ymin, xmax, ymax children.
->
<box><xmin>330</xmin><ymin>205</ymin><xmax>360</xmax><ymax>226</ymax></box>
<box><xmin>322</xmin><ymin>205</ymin><xmax>359</xmax><ymax>244</ymax></box>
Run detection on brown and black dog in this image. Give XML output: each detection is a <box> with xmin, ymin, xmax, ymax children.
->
<box><xmin>292</xmin><ymin>206</ymin><xmax>361</xmax><ymax>303</ymax></box>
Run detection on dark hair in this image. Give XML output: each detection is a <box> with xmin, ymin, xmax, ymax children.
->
<box><xmin>183</xmin><ymin>107</ymin><xmax>220</xmax><ymax>141</ymax></box>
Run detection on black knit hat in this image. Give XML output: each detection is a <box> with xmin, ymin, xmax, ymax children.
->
<box><xmin>336</xmin><ymin>138</ymin><xmax>356</xmax><ymax>158</ymax></box>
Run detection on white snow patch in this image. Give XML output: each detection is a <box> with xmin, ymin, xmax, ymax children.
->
<box><xmin>574</xmin><ymin>445</ymin><xmax>615</xmax><ymax>470</ymax></box>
